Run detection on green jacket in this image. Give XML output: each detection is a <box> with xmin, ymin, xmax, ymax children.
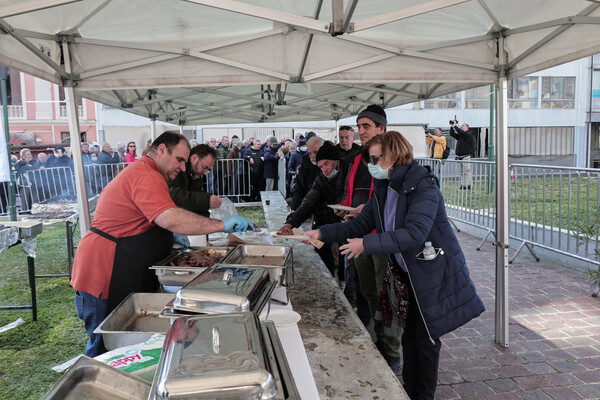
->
<box><xmin>168</xmin><ymin>168</ymin><xmax>211</xmax><ymax>217</ymax></box>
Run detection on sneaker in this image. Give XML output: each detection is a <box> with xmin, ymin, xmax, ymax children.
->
<box><xmin>383</xmin><ymin>354</ymin><xmax>402</xmax><ymax>374</ymax></box>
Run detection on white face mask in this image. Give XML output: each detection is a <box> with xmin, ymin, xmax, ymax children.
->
<box><xmin>367</xmin><ymin>163</ymin><xmax>390</xmax><ymax>180</ymax></box>
<box><xmin>299</xmin><ymin>146</ymin><xmax>307</xmax><ymax>152</ymax></box>
<box><xmin>326</xmin><ymin>169</ymin><xmax>339</xmax><ymax>180</ymax></box>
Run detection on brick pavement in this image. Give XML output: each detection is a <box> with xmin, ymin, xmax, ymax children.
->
<box><xmin>433</xmin><ymin>231</ymin><xmax>600</xmax><ymax>400</ymax></box>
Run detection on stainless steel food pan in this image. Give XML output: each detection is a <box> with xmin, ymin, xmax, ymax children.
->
<box><xmin>41</xmin><ymin>356</ymin><xmax>150</xmax><ymax>400</ymax></box>
<box><xmin>261</xmin><ymin>321</ymin><xmax>301</xmax><ymax>399</ymax></box>
<box><xmin>150</xmin><ymin>246</ymin><xmax>232</xmax><ymax>287</ymax></box>
<box><xmin>220</xmin><ymin>244</ymin><xmax>294</xmax><ymax>287</ymax></box>
<box><xmin>94</xmin><ymin>293</ymin><xmax>174</xmax><ymax>350</ymax></box>
<box><xmin>160</xmin><ymin>266</ymin><xmax>276</xmax><ymax>322</ymax></box>
<box><xmin>149</xmin><ymin>312</ymin><xmax>277</xmax><ymax>400</ymax></box>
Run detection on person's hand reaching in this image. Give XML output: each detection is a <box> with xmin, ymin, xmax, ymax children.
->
<box><xmin>223</xmin><ymin>216</ymin><xmax>255</xmax><ymax>234</ymax></box>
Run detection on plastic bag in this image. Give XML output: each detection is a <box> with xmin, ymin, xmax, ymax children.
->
<box><xmin>210</xmin><ymin>197</ymin><xmax>237</xmax><ymax>220</ymax></box>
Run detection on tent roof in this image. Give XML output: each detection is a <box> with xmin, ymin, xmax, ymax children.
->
<box><xmin>1</xmin><ymin>0</ymin><xmax>600</xmax><ymax>124</ymax></box>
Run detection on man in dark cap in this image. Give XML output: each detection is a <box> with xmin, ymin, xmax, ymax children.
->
<box><xmin>333</xmin><ymin>104</ymin><xmax>403</xmax><ymax>373</ymax></box>
<box><xmin>278</xmin><ymin>141</ymin><xmax>341</xmax><ymax>274</ymax></box>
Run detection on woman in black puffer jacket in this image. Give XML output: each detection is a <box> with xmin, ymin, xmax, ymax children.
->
<box><xmin>307</xmin><ymin>131</ymin><xmax>485</xmax><ymax>400</ymax></box>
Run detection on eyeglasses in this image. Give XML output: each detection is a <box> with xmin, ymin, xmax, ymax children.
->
<box><xmin>369</xmin><ymin>154</ymin><xmax>383</xmax><ymax>165</ymax></box>
<box><xmin>200</xmin><ymin>159</ymin><xmax>212</xmax><ymax>173</ymax></box>
<box><xmin>129</xmin><ymin>145</ymin><xmax>136</xmax><ymax>148</ymax></box>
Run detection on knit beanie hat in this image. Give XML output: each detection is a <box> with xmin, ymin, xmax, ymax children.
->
<box><xmin>356</xmin><ymin>104</ymin><xmax>387</xmax><ymax>128</ymax></box>
<box><xmin>316</xmin><ymin>141</ymin><xmax>339</xmax><ymax>162</ymax></box>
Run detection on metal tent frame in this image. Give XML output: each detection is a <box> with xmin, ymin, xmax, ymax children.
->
<box><xmin>2</xmin><ymin>0</ymin><xmax>600</xmax><ymax>347</ymax></box>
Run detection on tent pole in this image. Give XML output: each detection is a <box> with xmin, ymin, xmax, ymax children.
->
<box><xmin>495</xmin><ymin>36</ymin><xmax>509</xmax><ymax>348</ymax></box>
<box><xmin>151</xmin><ymin>118</ymin><xmax>157</xmax><ymax>140</ymax></box>
<box><xmin>179</xmin><ymin>125</ymin><xmax>184</xmax><ymax>135</ymax></box>
<box><xmin>62</xmin><ymin>39</ymin><xmax>91</xmax><ymax>236</ymax></box>
<box><xmin>0</xmin><ymin>68</ymin><xmax>17</xmax><ymax>220</ymax></box>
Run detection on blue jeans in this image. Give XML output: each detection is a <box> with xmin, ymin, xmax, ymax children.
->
<box><xmin>75</xmin><ymin>291</ymin><xmax>108</xmax><ymax>357</ymax></box>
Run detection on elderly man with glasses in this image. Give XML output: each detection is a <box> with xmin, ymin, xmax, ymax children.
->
<box><xmin>168</xmin><ymin>143</ymin><xmax>223</xmax><ymax>217</ymax></box>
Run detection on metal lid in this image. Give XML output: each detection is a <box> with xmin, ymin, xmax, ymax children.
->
<box><xmin>149</xmin><ymin>312</ymin><xmax>277</xmax><ymax>400</ymax></box>
<box><xmin>172</xmin><ymin>265</ymin><xmax>271</xmax><ymax>314</ymax></box>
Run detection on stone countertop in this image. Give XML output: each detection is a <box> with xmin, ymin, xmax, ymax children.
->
<box><xmin>261</xmin><ymin>191</ymin><xmax>408</xmax><ymax>400</ymax></box>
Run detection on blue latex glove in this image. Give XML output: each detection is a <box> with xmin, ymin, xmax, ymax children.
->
<box><xmin>223</xmin><ymin>216</ymin><xmax>255</xmax><ymax>234</ymax></box>
<box><xmin>173</xmin><ymin>233</ymin><xmax>190</xmax><ymax>249</ymax></box>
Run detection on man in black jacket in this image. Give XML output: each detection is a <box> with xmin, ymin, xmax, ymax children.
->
<box><xmin>290</xmin><ymin>136</ymin><xmax>322</xmax><ymax>211</ymax></box>
<box><xmin>168</xmin><ymin>144</ymin><xmax>222</xmax><ymax>217</ymax></box>
<box><xmin>278</xmin><ymin>141</ymin><xmax>341</xmax><ymax>274</ymax></box>
<box><xmin>97</xmin><ymin>142</ymin><xmax>120</xmax><ymax>188</ymax></box>
<box><xmin>449</xmin><ymin>120</ymin><xmax>475</xmax><ymax>189</ymax></box>
<box><xmin>336</xmin><ymin>125</ymin><xmax>361</xmax><ymax>161</ymax></box>
<box><xmin>243</xmin><ymin>139</ymin><xmax>264</xmax><ymax>201</ymax></box>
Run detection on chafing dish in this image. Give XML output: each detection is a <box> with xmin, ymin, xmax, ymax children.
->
<box><xmin>149</xmin><ymin>312</ymin><xmax>299</xmax><ymax>399</ymax></box>
<box><xmin>94</xmin><ymin>293</ymin><xmax>174</xmax><ymax>350</ymax></box>
<box><xmin>220</xmin><ymin>244</ymin><xmax>294</xmax><ymax>288</ymax></box>
<box><xmin>160</xmin><ymin>265</ymin><xmax>275</xmax><ymax>320</ymax></box>
<box><xmin>42</xmin><ymin>356</ymin><xmax>150</xmax><ymax>400</ymax></box>
<box><xmin>150</xmin><ymin>246</ymin><xmax>233</xmax><ymax>288</ymax></box>
<box><xmin>0</xmin><ymin>219</ymin><xmax>43</xmax><ymax>237</ymax></box>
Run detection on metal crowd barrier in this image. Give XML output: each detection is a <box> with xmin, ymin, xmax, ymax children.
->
<box><xmin>206</xmin><ymin>158</ymin><xmax>252</xmax><ymax>203</ymax></box>
<box><xmin>508</xmin><ymin>164</ymin><xmax>600</xmax><ymax>266</ymax></box>
<box><xmin>6</xmin><ymin>162</ymin><xmax>131</xmax><ymax>214</ymax></box>
<box><xmin>417</xmin><ymin>158</ymin><xmax>600</xmax><ymax>267</ymax></box>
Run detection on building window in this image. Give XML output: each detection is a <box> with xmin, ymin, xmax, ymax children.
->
<box><xmin>508</xmin><ymin>77</ymin><xmax>538</xmax><ymax>109</ymax></box>
<box><xmin>423</xmin><ymin>92</ymin><xmax>460</xmax><ymax>109</ymax></box>
<box><xmin>541</xmin><ymin>76</ymin><xmax>575</xmax><ymax>109</ymax></box>
<box><xmin>593</xmin><ymin>70</ymin><xmax>600</xmax><ymax>98</ymax></box>
<box><xmin>0</xmin><ymin>68</ymin><xmax>22</xmax><ymax>105</ymax></box>
<box><xmin>593</xmin><ymin>123</ymin><xmax>600</xmax><ymax>150</ymax></box>
<box><xmin>465</xmin><ymin>86</ymin><xmax>491</xmax><ymax>109</ymax></box>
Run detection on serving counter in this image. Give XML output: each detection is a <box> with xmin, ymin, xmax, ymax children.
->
<box><xmin>261</xmin><ymin>191</ymin><xmax>409</xmax><ymax>399</ymax></box>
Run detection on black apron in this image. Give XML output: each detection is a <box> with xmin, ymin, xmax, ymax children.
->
<box><xmin>90</xmin><ymin>225</ymin><xmax>173</xmax><ymax>313</ymax></box>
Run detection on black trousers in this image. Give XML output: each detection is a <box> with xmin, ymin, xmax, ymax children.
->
<box><xmin>401</xmin><ymin>271</ymin><xmax>442</xmax><ymax>400</ymax></box>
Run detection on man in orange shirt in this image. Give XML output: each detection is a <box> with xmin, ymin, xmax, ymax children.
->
<box><xmin>71</xmin><ymin>131</ymin><xmax>252</xmax><ymax>357</ymax></box>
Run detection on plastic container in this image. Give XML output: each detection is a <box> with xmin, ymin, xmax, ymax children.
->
<box><xmin>422</xmin><ymin>241</ymin><xmax>436</xmax><ymax>260</ymax></box>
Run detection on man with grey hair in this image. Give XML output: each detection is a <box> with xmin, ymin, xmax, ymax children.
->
<box><xmin>115</xmin><ymin>142</ymin><xmax>127</xmax><ymax>163</ymax></box>
<box><xmin>15</xmin><ymin>148</ymin><xmax>39</xmax><ymax>208</ymax></box>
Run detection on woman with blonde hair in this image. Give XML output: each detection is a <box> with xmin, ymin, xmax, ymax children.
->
<box><xmin>307</xmin><ymin>131</ymin><xmax>484</xmax><ymax>399</ymax></box>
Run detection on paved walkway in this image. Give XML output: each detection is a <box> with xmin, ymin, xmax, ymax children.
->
<box><xmin>433</xmin><ymin>231</ymin><xmax>600</xmax><ymax>400</ymax></box>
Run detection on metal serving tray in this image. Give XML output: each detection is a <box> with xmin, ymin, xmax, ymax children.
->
<box><xmin>94</xmin><ymin>293</ymin><xmax>174</xmax><ymax>350</ymax></box>
<box><xmin>220</xmin><ymin>244</ymin><xmax>294</xmax><ymax>288</ymax></box>
<box><xmin>261</xmin><ymin>321</ymin><xmax>301</xmax><ymax>399</ymax></box>
<box><xmin>42</xmin><ymin>356</ymin><xmax>150</xmax><ymax>400</ymax></box>
<box><xmin>160</xmin><ymin>265</ymin><xmax>276</xmax><ymax>320</ymax></box>
<box><xmin>0</xmin><ymin>219</ymin><xmax>43</xmax><ymax>238</ymax></box>
<box><xmin>149</xmin><ymin>312</ymin><xmax>277</xmax><ymax>400</ymax></box>
<box><xmin>150</xmin><ymin>246</ymin><xmax>232</xmax><ymax>288</ymax></box>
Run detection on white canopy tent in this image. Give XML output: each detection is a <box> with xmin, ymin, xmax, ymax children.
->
<box><xmin>2</xmin><ymin>0</ymin><xmax>600</xmax><ymax>347</ymax></box>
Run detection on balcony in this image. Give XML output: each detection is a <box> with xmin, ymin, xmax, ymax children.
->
<box><xmin>6</xmin><ymin>105</ymin><xmax>24</xmax><ymax>119</ymax></box>
<box><xmin>59</xmin><ymin>105</ymin><xmax>84</xmax><ymax>118</ymax></box>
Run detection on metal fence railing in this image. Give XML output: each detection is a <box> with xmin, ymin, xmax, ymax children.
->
<box><xmin>508</xmin><ymin>164</ymin><xmax>600</xmax><ymax>265</ymax></box>
<box><xmin>2</xmin><ymin>158</ymin><xmax>255</xmax><ymax>216</ymax></box>
<box><xmin>3</xmin><ymin>162</ymin><xmax>131</xmax><ymax>215</ymax></box>
<box><xmin>205</xmin><ymin>158</ymin><xmax>251</xmax><ymax>203</ymax></box>
<box><xmin>416</xmin><ymin>158</ymin><xmax>600</xmax><ymax>267</ymax></box>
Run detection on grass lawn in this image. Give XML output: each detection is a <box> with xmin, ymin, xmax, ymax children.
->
<box><xmin>0</xmin><ymin>206</ymin><xmax>264</xmax><ymax>399</ymax></box>
<box><xmin>441</xmin><ymin>176</ymin><xmax>599</xmax><ymax>233</ymax></box>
